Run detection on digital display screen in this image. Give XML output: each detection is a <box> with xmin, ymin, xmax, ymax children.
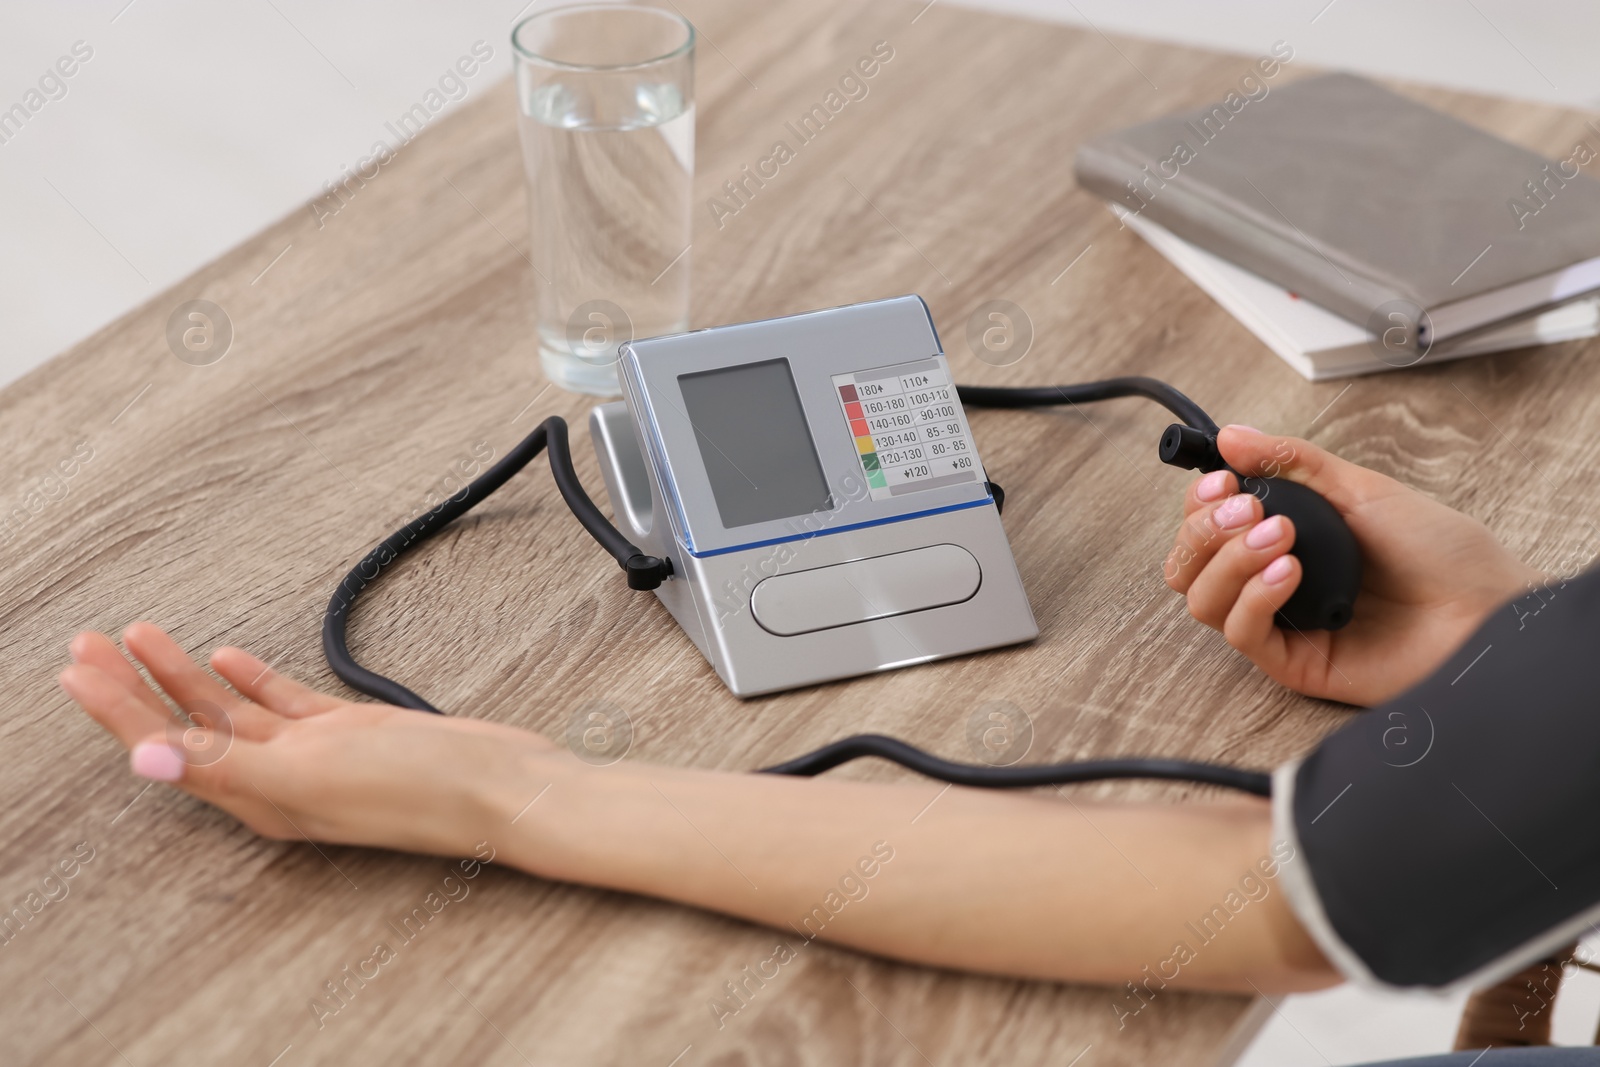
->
<box><xmin>677</xmin><ymin>359</ymin><xmax>832</xmax><ymax>529</ymax></box>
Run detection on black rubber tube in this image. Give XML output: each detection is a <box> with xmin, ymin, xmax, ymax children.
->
<box><xmin>321</xmin><ymin>416</ymin><xmax>667</xmax><ymax>713</ymax></box>
<box><xmin>957</xmin><ymin>377</ymin><xmax>1220</xmax><ymax>435</ymax></box>
<box><xmin>758</xmin><ymin>734</ymin><xmax>1272</xmax><ymax>795</ymax></box>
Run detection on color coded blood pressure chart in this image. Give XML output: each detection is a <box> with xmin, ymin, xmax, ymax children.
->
<box><xmin>832</xmin><ymin>358</ymin><xmax>979</xmax><ymax>500</ymax></box>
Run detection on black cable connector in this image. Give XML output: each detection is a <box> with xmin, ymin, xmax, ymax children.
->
<box><xmin>625</xmin><ymin>553</ymin><xmax>671</xmax><ymax>590</ymax></box>
<box><xmin>1158</xmin><ymin>423</ymin><xmax>1225</xmax><ymax>473</ymax></box>
<box><xmin>984</xmin><ymin>480</ymin><xmax>1005</xmax><ymax>514</ymax></box>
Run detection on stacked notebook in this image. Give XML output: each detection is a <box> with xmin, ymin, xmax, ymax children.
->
<box><xmin>1074</xmin><ymin>73</ymin><xmax>1600</xmax><ymax>379</ymax></box>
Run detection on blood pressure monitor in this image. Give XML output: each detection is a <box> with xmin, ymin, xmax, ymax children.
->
<box><xmin>589</xmin><ymin>295</ymin><xmax>1038</xmax><ymax>695</ymax></box>
<box><xmin>329</xmin><ymin>294</ymin><xmax>1447</xmax><ymax>988</ymax></box>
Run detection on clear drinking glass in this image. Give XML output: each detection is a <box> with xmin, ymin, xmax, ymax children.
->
<box><xmin>512</xmin><ymin>4</ymin><xmax>695</xmax><ymax>396</ymax></box>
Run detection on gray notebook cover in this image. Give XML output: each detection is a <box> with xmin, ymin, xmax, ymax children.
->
<box><xmin>1074</xmin><ymin>73</ymin><xmax>1600</xmax><ymax>339</ymax></box>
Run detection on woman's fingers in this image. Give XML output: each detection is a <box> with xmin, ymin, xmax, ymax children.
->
<box><xmin>60</xmin><ymin>664</ymin><xmax>296</xmax><ymax>834</ymax></box>
<box><xmin>1183</xmin><ymin>469</ymin><xmax>1237</xmax><ymax>518</ymax></box>
<box><xmin>121</xmin><ymin>623</ymin><xmax>278</xmax><ymax>739</ymax></box>
<box><xmin>1215</xmin><ymin>426</ymin><xmax>1380</xmax><ymax>512</ymax></box>
<box><xmin>1184</xmin><ymin>514</ymin><xmax>1296</xmax><ymax>628</ymax></box>
<box><xmin>1222</xmin><ymin>553</ymin><xmax>1303</xmax><ymax>672</ymax></box>
<box><xmin>121</xmin><ymin>623</ymin><xmax>235</xmax><ymax>718</ymax></box>
<box><xmin>69</xmin><ymin>631</ymin><xmax>171</xmax><ymax>719</ymax></box>
<box><xmin>1165</xmin><ymin>493</ymin><xmax>1262</xmax><ymax>593</ymax></box>
<box><xmin>61</xmin><ymin>662</ymin><xmax>233</xmax><ymax>783</ymax></box>
<box><xmin>81</xmin><ymin>623</ymin><xmax>339</xmax><ymax>724</ymax></box>
<box><xmin>60</xmin><ymin>663</ymin><xmax>171</xmax><ymax>749</ymax></box>
<box><xmin>210</xmin><ymin>647</ymin><xmax>343</xmax><ymax>719</ymax></box>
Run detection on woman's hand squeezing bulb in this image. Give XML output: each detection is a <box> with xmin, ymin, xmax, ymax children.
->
<box><xmin>1162</xmin><ymin>425</ymin><xmax>1539</xmax><ymax>706</ymax></box>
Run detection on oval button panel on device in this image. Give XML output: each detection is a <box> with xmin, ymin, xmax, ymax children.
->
<box><xmin>749</xmin><ymin>544</ymin><xmax>982</xmax><ymax>637</ymax></box>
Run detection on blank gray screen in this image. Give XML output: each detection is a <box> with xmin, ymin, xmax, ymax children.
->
<box><xmin>677</xmin><ymin>359</ymin><xmax>832</xmax><ymax>529</ymax></box>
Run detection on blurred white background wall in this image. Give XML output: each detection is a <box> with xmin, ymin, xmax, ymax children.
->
<box><xmin>0</xmin><ymin>1</ymin><xmax>521</xmax><ymax>388</ymax></box>
<box><xmin>3</xmin><ymin>1</ymin><xmax>1598</xmax><ymax>1060</ymax></box>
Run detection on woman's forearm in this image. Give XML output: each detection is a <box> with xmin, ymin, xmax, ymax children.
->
<box><xmin>64</xmin><ymin>627</ymin><xmax>1339</xmax><ymax>994</ymax></box>
<box><xmin>488</xmin><ymin>753</ymin><xmax>1337</xmax><ymax>994</ymax></box>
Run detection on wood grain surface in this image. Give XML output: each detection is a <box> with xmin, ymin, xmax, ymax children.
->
<box><xmin>4</xmin><ymin>2</ymin><xmax>1598</xmax><ymax>1064</ymax></box>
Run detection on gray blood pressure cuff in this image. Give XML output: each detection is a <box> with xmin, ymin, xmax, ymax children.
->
<box><xmin>1273</xmin><ymin>563</ymin><xmax>1600</xmax><ymax>989</ymax></box>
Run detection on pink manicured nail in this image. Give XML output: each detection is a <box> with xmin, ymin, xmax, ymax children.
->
<box><xmin>1263</xmin><ymin>556</ymin><xmax>1295</xmax><ymax>584</ymax></box>
<box><xmin>1213</xmin><ymin>494</ymin><xmax>1254</xmax><ymax>529</ymax></box>
<box><xmin>130</xmin><ymin>743</ymin><xmax>185</xmax><ymax>782</ymax></box>
<box><xmin>1196</xmin><ymin>470</ymin><xmax>1229</xmax><ymax>502</ymax></box>
<box><xmin>1226</xmin><ymin>424</ymin><xmax>1263</xmax><ymax>435</ymax></box>
<box><xmin>1245</xmin><ymin>515</ymin><xmax>1286</xmax><ymax>549</ymax></box>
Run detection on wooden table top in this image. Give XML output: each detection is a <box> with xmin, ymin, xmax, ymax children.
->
<box><xmin>5</xmin><ymin>1</ymin><xmax>1598</xmax><ymax>1064</ymax></box>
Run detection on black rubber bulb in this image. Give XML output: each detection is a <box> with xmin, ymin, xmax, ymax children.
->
<box><xmin>1160</xmin><ymin>424</ymin><xmax>1362</xmax><ymax>631</ymax></box>
<box><xmin>1239</xmin><ymin>476</ymin><xmax>1361</xmax><ymax>630</ymax></box>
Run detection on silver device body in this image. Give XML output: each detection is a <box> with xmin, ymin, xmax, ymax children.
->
<box><xmin>588</xmin><ymin>295</ymin><xmax>1037</xmax><ymax>696</ymax></box>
